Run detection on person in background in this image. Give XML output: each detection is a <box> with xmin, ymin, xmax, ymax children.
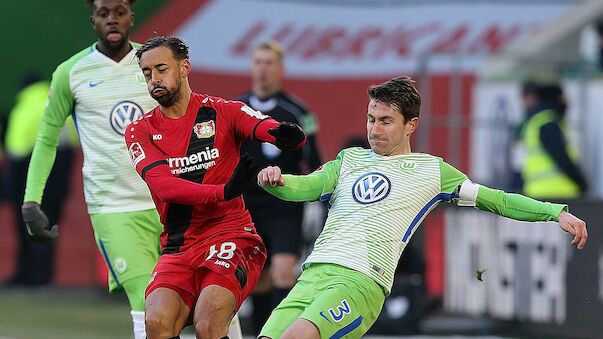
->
<box><xmin>237</xmin><ymin>40</ymin><xmax>322</xmax><ymax>333</ymax></box>
<box><xmin>3</xmin><ymin>73</ymin><xmax>76</xmax><ymax>287</ymax></box>
<box><xmin>520</xmin><ymin>82</ymin><xmax>588</xmax><ymax>199</ymax></box>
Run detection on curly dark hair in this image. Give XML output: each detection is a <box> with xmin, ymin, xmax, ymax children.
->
<box><xmin>85</xmin><ymin>0</ymin><xmax>137</xmax><ymax>10</ymax></box>
<box><xmin>368</xmin><ymin>76</ymin><xmax>421</xmax><ymax>123</ymax></box>
<box><xmin>136</xmin><ymin>36</ymin><xmax>190</xmax><ymax>61</ymax></box>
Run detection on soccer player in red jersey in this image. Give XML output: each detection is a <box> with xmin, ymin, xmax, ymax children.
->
<box><xmin>125</xmin><ymin>36</ymin><xmax>306</xmax><ymax>339</ymax></box>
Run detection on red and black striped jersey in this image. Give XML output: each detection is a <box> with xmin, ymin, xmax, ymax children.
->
<box><xmin>125</xmin><ymin>92</ymin><xmax>280</xmax><ymax>254</ymax></box>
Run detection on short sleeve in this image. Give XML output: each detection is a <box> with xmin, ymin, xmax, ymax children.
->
<box><xmin>439</xmin><ymin>159</ymin><xmax>468</xmax><ymax>194</ymax></box>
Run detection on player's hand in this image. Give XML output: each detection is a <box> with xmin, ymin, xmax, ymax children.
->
<box><xmin>268</xmin><ymin>122</ymin><xmax>306</xmax><ymax>151</ymax></box>
<box><xmin>558</xmin><ymin>211</ymin><xmax>587</xmax><ymax>250</ymax></box>
<box><xmin>257</xmin><ymin>166</ymin><xmax>285</xmax><ymax>187</ymax></box>
<box><xmin>224</xmin><ymin>153</ymin><xmax>257</xmax><ymax>201</ymax></box>
<box><xmin>21</xmin><ymin>202</ymin><xmax>58</xmax><ymax>243</ymax></box>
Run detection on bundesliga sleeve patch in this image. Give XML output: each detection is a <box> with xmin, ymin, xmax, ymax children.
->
<box><xmin>129</xmin><ymin>142</ymin><xmax>146</xmax><ymax>167</ymax></box>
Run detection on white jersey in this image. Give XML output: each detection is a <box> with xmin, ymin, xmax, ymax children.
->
<box><xmin>303</xmin><ymin>148</ymin><xmax>467</xmax><ymax>293</ymax></box>
<box><xmin>32</xmin><ymin>43</ymin><xmax>157</xmax><ymax>213</ymax></box>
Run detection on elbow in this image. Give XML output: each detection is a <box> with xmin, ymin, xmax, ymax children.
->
<box><xmin>147</xmin><ymin>180</ymin><xmax>177</xmax><ymax>202</ymax></box>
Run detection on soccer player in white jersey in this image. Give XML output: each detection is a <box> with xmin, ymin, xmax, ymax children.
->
<box><xmin>256</xmin><ymin>76</ymin><xmax>588</xmax><ymax>339</ymax></box>
<box><xmin>19</xmin><ymin>1</ymin><xmax>242</xmax><ymax>338</ymax></box>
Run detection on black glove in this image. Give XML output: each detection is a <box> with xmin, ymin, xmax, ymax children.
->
<box><xmin>21</xmin><ymin>202</ymin><xmax>58</xmax><ymax>243</ymax></box>
<box><xmin>224</xmin><ymin>153</ymin><xmax>257</xmax><ymax>201</ymax></box>
<box><xmin>268</xmin><ymin>122</ymin><xmax>306</xmax><ymax>151</ymax></box>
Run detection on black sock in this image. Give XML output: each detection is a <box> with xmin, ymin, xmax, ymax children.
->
<box><xmin>272</xmin><ymin>287</ymin><xmax>292</xmax><ymax>307</ymax></box>
<box><xmin>252</xmin><ymin>291</ymin><xmax>273</xmax><ymax>334</ymax></box>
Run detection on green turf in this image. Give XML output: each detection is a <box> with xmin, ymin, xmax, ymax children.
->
<box><xmin>0</xmin><ymin>287</ymin><xmax>132</xmax><ymax>339</ymax></box>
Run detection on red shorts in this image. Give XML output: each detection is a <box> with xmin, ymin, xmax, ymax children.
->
<box><xmin>145</xmin><ymin>234</ymin><xmax>267</xmax><ymax>310</ymax></box>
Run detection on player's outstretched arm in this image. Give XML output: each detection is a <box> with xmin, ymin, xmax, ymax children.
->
<box><xmin>258</xmin><ymin>152</ymin><xmax>342</xmax><ymax>202</ymax></box>
<box><xmin>258</xmin><ymin>166</ymin><xmax>320</xmax><ymax>202</ymax></box>
<box><xmin>557</xmin><ymin>211</ymin><xmax>587</xmax><ymax>249</ymax></box>
<box><xmin>257</xmin><ymin>166</ymin><xmax>285</xmax><ymax>187</ymax></box>
<box><xmin>473</xmin><ymin>184</ymin><xmax>587</xmax><ymax>249</ymax></box>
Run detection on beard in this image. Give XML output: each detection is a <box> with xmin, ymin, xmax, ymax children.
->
<box><xmin>151</xmin><ymin>77</ymin><xmax>182</xmax><ymax>107</ymax></box>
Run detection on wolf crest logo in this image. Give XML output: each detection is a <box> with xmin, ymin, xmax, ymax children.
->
<box><xmin>194</xmin><ymin>121</ymin><xmax>215</xmax><ymax>138</ymax></box>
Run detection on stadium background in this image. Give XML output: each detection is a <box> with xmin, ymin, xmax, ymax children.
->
<box><xmin>1</xmin><ymin>0</ymin><xmax>602</xmax><ymax>338</ymax></box>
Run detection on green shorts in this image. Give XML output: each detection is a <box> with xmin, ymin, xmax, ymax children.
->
<box><xmin>90</xmin><ymin>209</ymin><xmax>162</xmax><ymax>292</ymax></box>
<box><xmin>260</xmin><ymin>263</ymin><xmax>386</xmax><ymax>339</ymax></box>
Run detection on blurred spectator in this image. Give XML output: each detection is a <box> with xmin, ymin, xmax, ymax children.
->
<box><xmin>237</xmin><ymin>40</ymin><xmax>323</xmax><ymax>333</ymax></box>
<box><xmin>2</xmin><ymin>73</ymin><xmax>77</xmax><ymax>287</ymax></box>
<box><xmin>520</xmin><ymin>82</ymin><xmax>587</xmax><ymax>199</ymax></box>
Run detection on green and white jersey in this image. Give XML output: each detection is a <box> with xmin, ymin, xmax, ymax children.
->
<box><xmin>25</xmin><ymin>42</ymin><xmax>156</xmax><ymax>214</ymax></box>
<box><xmin>306</xmin><ymin>148</ymin><xmax>462</xmax><ymax>293</ymax></box>
<box><xmin>264</xmin><ymin>147</ymin><xmax>566</xmax><ymax>294</ymax></box>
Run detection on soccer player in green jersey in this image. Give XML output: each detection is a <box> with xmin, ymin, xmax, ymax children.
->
<box><xmin>256</xmin><ymin>76</ymin><xmax>588</xmax><ymax>339</ymax></box>
<box><xmin>17</xmin><ymin>1</ymin><xmax>252</xmax><ymax>339</ymax></box>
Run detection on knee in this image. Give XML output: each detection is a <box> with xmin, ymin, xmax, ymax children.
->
<box><xmin>194</xmin><ymin>317</ymin><xmax>219</xmax><ymax>338</ymax></box>
<box><xmin>145</xmin><ymin>311</ymin><xmax>178</xmax><ymax>338</ymax></box>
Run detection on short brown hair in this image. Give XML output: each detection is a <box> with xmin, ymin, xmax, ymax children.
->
<box><xmin>368</xmin><ymin>76</ymin><xmax>421</xmax><ymax>123</ymax></box>
<box><xmin>253</xmin><ymin>40</ymin><xmax>285</xmax><ymax>62</ymax></box>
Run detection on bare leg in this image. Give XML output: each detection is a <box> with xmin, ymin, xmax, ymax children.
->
<box><xmin>145</xmin><ymin>288</ymin><xmax>191</xmax><ymax>339</ymax></box>
<box><xmin>193</xmin><ymin>285</ymin><xmax>237</xmax><ymax>338</ymax></box>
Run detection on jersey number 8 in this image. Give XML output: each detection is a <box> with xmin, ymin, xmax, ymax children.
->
<box><xmin>205</xmin><ymin>242</ymin><xmax>237</xmax><ymax>260</ymax></box>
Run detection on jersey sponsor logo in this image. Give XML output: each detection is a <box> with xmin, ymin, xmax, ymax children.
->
<box><xmin>240</xmin><ymin>104</ymin><xmax>268</xmax><ymax>120</ymax></box>
<box><xmin>213</xmin><ymin>259</ymin><xmax>231</xmax><ymax>269</ymax></box>
<box><xmin>128</xmin><ymin>142</ymin><xmax>146</xmax><ymax>167</ymax></box>
<box><xmin>193</xmin><ymin>120</ymin><xmax>215</xmax><ymax>138</ymax></box>
<box><xmin>167</xmin><ymin>147</ymin><xmax>220</xmax><ymax>175</ymax></box>
<box><xmin>352</xmin><ymin>172</ymin><xmax>391</xmax><ymax>204</ymax></box>
<box><xmin>89</xmin><ymin>80</ymin><xmax>104</xmax><ymax>87</ymax></box>
<box><xmin>152</xmin><ymin>134</ymin><xmax>163</xmax><ymax>141</ymax></box>
<box><xmin>110</xmin><ymin>101</ymin><xmax>144</xmax><ymax>135</ymax></box>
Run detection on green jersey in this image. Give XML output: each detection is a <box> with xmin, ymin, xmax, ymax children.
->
<box><xmin>25</xmin><ymin>42</ymin><xmax>157</xmax><ymax>214</ymax></box>
<box><xmin>264</xmin><ymin>147</ymin><xmax>567</xmax><ymax>293</ymax></box>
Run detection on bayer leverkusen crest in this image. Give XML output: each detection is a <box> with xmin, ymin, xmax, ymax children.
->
<box><xmin>194</xmin><ymin>121</ymin><xmax>215</xmax><ymax>139</ymax></box>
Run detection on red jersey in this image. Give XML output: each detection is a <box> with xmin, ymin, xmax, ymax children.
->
<box><xmin>125</xmin><ymin>92</ymin><xmax>280</xmax><ymax>254</ymax></box>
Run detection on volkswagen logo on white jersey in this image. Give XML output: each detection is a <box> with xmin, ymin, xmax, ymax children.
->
<box><xmin>352</xmin><ymin>172</ymin><xmax>391</xmax><ymax>204</ymax></box>
<box><xmin>110</xmin><ymin>101</ymin><xmax>143</xmax><ymax>135</ymax></box>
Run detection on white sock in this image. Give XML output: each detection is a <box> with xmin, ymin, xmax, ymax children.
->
<box><xmin>131</xmin><ymin>310</ymin><xmax>146</xmax><ymax>339</ymax></box>
<box><xmin>228</xmin><ymin>312</ymin><xmax>243</xmax><ymax>339</ymax></box>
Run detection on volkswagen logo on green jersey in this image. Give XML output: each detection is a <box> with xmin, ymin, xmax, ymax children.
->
<box><xmin>110</xmin><ymin>100</ymin><xmax>143</xmax><ymax>135</ymax></box>
<box><xmin>352</xmin><ymin>172</ymin><xmax>391</xmax><ymax>204</ymax></box>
